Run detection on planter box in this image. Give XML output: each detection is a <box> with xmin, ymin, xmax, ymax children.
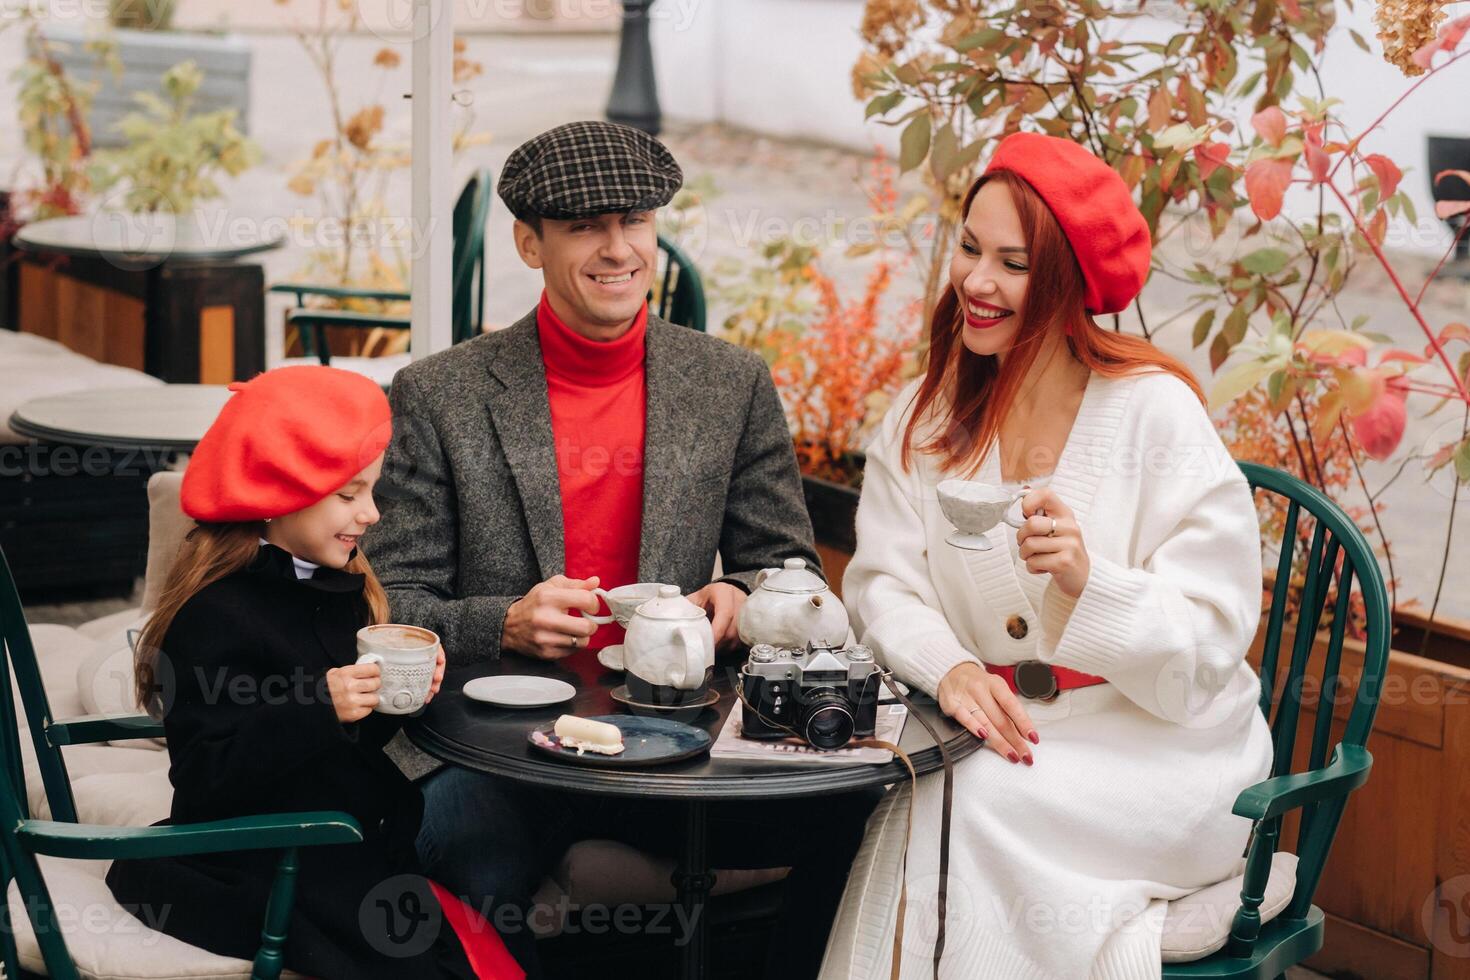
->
<box><xmin>42</xmin><ymin>26</ymin><xmax>251</xmax><ymax>149</ymax></box>
<box><xmin>801</xmin><ymin>473</ymin><xmax>859</xmax><ymax>596</ymax></box>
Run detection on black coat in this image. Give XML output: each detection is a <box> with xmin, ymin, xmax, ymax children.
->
<box><xmin>106</xmin><ymin>544</ymin><xmax>475</xmax><ymax>980</ymax></box>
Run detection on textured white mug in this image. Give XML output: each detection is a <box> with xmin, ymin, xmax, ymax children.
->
<box><xmin>355</xmin><ymin>624</ymin><xmax>439</xmax><ymax>715</ymax></box>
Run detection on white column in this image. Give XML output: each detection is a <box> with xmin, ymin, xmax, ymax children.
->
<box><xmin>410</xmin><ymin>0</ymin><xmax>454</xmax><ymax>358</ymax></box>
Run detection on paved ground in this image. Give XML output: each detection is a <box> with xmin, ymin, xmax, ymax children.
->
<box><xmin>3</xmin><ymin>24</ymin><xmax>1466</xmax><ymax>633</ymax></box>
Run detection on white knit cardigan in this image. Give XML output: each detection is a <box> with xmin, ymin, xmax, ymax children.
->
<box><xmin>822</xmin><ymin>370</ymin><xmax>1274</xmax><ymax>980</ymax></box>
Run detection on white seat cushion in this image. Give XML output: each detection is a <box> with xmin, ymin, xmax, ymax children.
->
<box><xmin>1160</xmin><ymin>851</ymin><xmax>1299</xmax><ymax>962</ymax></box>
<box><xmin>0</xmin><ymin>331</ymin><xmax>161</xmax><ymax>444</ymax></box>
<box><xmin>77</xmin><ymin>609</ymin><xmax>145</xmax><ymax>643</ymax></box>
<box><xmin>277</xmin><ymin>354</ymin><xmax>408</xmax><ymax>388</ymax></box>
<box><xmin>7</xmin><ymin>855</ymin><xmax>309</xmax><ymax>980</ymax></box>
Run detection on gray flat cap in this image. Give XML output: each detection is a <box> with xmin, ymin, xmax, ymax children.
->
<box><xmin>497</xmin><ymin>120</ymin><xmax>683</xmax><ymax>222</ymax></box>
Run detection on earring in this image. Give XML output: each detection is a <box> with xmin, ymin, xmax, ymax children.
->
<box><xmin>264</xmin><ymin>518</ymin><xmax>272</xmax><ymax>524</ymax></box>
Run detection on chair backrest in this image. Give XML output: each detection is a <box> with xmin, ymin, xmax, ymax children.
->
<box><xmin>653</xmin><ymin>234</ymin><xmax>707</xmax><ymax>332</ymax></box>
<box><xmin>1239</xmin><ymin>461</ymin><xmax>1390</xmax><ymax>918</ymax></box>
<box><xmin>450</xmin><ymin>168</ymin><xmax>493</xmax><ymax>345</ymax></box>
<box><xmin>0</xmin><ymin>545</ymin><xmax>79</xmax><ymax>826</ymax></box>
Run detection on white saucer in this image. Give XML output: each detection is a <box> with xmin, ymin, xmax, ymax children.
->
<box><xmin>597</xmin><ymin>644</ymin><xmax>625</xmax><ymax>671</ymax></box>
<box><xmin>463</xmin><ymin>676</ymin><xmax>576</xmax><ymax>709</ymax></box>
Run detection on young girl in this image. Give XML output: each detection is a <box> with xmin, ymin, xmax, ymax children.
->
<box><xmin>823</xmin><ymin>133</ymin><xmax>1274</xmax><ymax>978</ymax></box>
<box><xmin>106</xmin><ymin>365</ymin><xmax>520</xmax><ymax>980</ymax></box>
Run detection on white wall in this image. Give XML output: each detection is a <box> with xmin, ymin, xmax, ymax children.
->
<box><xmin>652</xmin><ymin>0</ymin><xmax>1470</xmax><ymax>257</ymax></box>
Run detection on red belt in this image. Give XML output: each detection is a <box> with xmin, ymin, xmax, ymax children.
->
<box><xmin>985</xmin><ymin>660</ymin><xmax>1107</xmax><ymax>701</ymax></box>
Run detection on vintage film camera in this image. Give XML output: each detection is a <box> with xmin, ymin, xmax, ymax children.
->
<box><xmin>739</xmin><ymin>641</ymin><xmax>883</xmax><ymax>750</ymax></box>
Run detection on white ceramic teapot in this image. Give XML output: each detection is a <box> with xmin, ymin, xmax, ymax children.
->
<box><xmin>623</xmin><ymin>585</ymin><xmax>715</xmax><ymax>692</ymax></box>
<box><xmin>737</xmin><ymin>557</ymin><xmax>850</xmax><ymax>649</ymax></box>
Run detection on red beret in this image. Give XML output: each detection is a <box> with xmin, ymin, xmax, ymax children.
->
<box><xmin>984</xmin><ymin>132</ymin><xmax>1152</xmax><ymax>315</ymax></box>
<box><xmin>181</xmin><ymin>366</ymin><xmax>392</xmax><ymax>522</ymax></box>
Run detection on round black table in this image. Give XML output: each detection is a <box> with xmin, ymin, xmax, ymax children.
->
<box><xmin>408</xmin><ymin>654</ymin><xmax>981</xmax><ymax>980</ymax></box>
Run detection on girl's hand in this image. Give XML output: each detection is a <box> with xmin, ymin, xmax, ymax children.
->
<box><xmin>327</xmin><ymin>662</ymin><xmax>381</xmax><ymax>723</ymax></box>
<box><xmin>937</xmin><ymin>662</ymin><xmax>1037</xmax><ymax>765</ymax></box>
<box><xmin>1017</xmin><ymin>487</ymin><xmax>1090</xmax><ymax>598</ymax></box>
<box><xmin>423</xmin><ymin>645</ymin><xmax>447</xmax><ymax>704</ymax></box>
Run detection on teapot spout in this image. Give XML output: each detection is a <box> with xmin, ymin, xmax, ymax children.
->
<box><xmin>809</xmin><ymin>595</ymin><xmax>824</xmax><ymax>609</ymax></box>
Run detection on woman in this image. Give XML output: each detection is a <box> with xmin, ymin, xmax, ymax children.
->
<box><xmin>107</xmin><ymin>366</ymin><xmax>520</xmax><ymax>979</ymax></box>
<box><xmin>822</xmin><ymin>133</ymin><xmax>1273</xmax><ymax>979</ymax></box>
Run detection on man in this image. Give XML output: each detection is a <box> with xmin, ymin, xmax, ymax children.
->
<box><xmin>366</xmin><ymin>121</ymin><xmax>876</xmax><ymax>980</ymax></box>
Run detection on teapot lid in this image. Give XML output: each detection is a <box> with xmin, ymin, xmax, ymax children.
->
<box><xmin>758</xmin><ymin>558</ymin><xmax>829</xmax><ymax>594</ymax></box>
<box><xmin>633</xmin><ymin>585</ymin><xmax>704</xmax><ymax>621</ymax></box>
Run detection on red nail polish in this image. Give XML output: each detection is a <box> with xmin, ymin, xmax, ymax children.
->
<box><xmin>1007</xmin><ymin>751</ymin><xmax>1020</xmax><ymax>763</ymax></box>
<box><xmin>1028</xmin><ymin>731</ymin><xmax>1040</xmax><ymax>745</ymax></box>
<box><xmin>1023</xmin><ymin>755</ymin><xmax>1034</xmax><ymax>766</ymax></box>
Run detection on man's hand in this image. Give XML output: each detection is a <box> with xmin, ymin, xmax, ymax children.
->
<box><xmin>501</xmin><ymin>575</ymin><xmax>602</xmax><ymax>660</ymax></box>
<box><xmin>688</xmin><ymin>581</ymin><xmax>746</xmax><ymax>653</ymax></box>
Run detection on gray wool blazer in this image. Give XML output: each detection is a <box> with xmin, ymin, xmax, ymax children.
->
<box><xmin>364</xmin><ymin>308</ymin><xmax>820</xmax><ymax>779</ymax></box>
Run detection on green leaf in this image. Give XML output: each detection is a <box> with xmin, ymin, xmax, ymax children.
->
<box><xmin>899</xmin><ymin>114</ymin><xmax>932</xmax><ymax>173</ymax></box>
<box><xmin>1223</xmin><ymin>304</ymin><xmax>1250</xmax><ymax>345</ymax></box>
<box><xmin>954</xmin><ymin>27</ymin><xmax>1005</xmax><ymax>52</ymax></box>
<box><xmin>865</xmin><ymin>91</ymin><xmax>904</xmax><ymax>120</ymax></box>
<box><xmin>1192</xmin><ymin>309</ymin><xmax>1217</xmax><ymax>349</ymax></box>
<box><xmin>1456</xmin><ymin>437</ymin><xmax>1470</xmax><ymax>484</ymax></box>
<box><xmin>1209</xmin><ymin>356</ymin><xmax>1280</xmax><ymax>410</ymax></box>
<box><xmin>1240</xmin><ymin>248</ymin><xmax>1291</xmax><ymax>275</ymax></box>
<box><xmin>1349</xmin><ymin>29</ymin><xmax>1372</xmax><ymax>53</ymax></box>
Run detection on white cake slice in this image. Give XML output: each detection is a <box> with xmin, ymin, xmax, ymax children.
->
<box><xmin>553</xmin><ymin>715</ymin><xmax>625</xmax><ymax>755</ymax></box>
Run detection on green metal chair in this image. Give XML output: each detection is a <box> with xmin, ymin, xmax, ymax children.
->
<box><xmin>652</xmin><ymin>234</ymin><xmax>707</xmax><ymax>332</ymax></box>
<box><xmin>0</xmin><ymin>544</ymin><xmax>363</xmax><ymax>980</ymax></box>
<box><xmin>272</xmin><ymin>168</ymin><xmax>493</xmax><ymax>363</ymax></box>
<box><xmin>1163</xmin><ymin>461</ymin><xmax>1390</xmax><ymax>979</ymax></box>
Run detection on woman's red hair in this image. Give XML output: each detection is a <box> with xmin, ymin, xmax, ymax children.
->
<box><xmin>901</xmin><ymin>169</ymin><xmax>1203</xmax><ymax>474</ymax></box>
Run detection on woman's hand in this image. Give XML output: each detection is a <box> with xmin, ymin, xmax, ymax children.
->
<box><xmin>327</xmin><ymin>662</ymin><xmax>381</xmax><ymax>723</ymax></box>
<box><xmin>937</xmin><ymin>662</ymin><xmax>1037</xmax><ymax>765</ymax></box>
<box><xmin>423</xmin><ymin>644</ymin><xmax>447</xmax><ymax>704</ymax></box>
<box><xmin>1017</xmin><ymin>487</ymin><xmax>1090</xmax><ymax>598</ymax></box>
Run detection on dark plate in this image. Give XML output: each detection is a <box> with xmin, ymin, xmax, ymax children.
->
<box><xmin>527</xmin><ymin>715</ymin><xmax>713</xmax><ymax>768</ymax></box>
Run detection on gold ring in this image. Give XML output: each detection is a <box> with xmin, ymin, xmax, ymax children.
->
<box><xmin>1048</xmin><ymin>517</ymin><xmax>1057</xmax><ymax>537</ymax></box>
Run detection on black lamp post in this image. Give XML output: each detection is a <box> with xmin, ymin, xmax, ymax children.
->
<box><xmin>605</xmin><ymin>0</ymin><xmax>662</xmax><ymax>135</ymax></box>
<box><xmin>1427</xmin><ymin>135</ymin><xmax>1470</xmax><ymax>279</ymax></box>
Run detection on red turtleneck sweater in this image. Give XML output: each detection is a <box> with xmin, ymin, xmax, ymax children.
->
<box><xmin>537</xmin><ymin>293</ymin><xmax>647</xmax><ymax>664</ymax></box>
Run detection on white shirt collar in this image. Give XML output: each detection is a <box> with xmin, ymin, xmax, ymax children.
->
<box><xmin>259</xmin><ymin>538</ymin><xmax>320</xmax><ymax>580</ymax></box>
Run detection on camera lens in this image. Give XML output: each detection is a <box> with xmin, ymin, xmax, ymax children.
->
<box><xmin>801</xmin><ymin>691</ymin><xmax>855</xmax><ymax>750</ymax></box>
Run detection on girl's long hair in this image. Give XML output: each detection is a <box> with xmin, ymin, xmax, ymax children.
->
<box><xmin>900</xmin><ymin>169</ymin><xmax>1203</xmax><ymax>474</ymax></box>
<box><xmin>134</xmin><ymin>522</ymin><xmax>390</xmax><ymax>718</ymax></box>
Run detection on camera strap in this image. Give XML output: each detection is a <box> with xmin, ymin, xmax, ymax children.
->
<box><xmin>854</xmin><ymin>671</ymin><xmax>955</xmax><ymax>980</ymax></box>
<box><xmin>735</xmin><ymin>668</ymin><xmax>956</xmax><ymax>980</ymax></box>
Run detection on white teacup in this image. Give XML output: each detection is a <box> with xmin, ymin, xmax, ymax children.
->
<box><xmin>584</xmin><ymin>582</ymin><xmax>673</xmax><ymax>628</ymax></box>
<box><xmin>936</xmin><ymin>479</ymin><xmax>1029</xmax><ymax>551</ymax></box>
<box><xmin>355</xmin><ymin>624</ymin><xmax>439</xmax><ymax>715</ymax></box>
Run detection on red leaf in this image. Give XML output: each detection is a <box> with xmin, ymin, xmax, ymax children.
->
<box><xmin>1279</xmin><ymin>0</ymin><xmax>1302</xmax><ymax>20</ymax></box>
<box><xmin>1304</xmin><ymin>124</ymin><xmax>1330</xmax><ymax>184</ymax></box>
<box><xmin>1252</xmin><ymin>107</ymin><xmax>1287</xmax><ymax>147</ymax></box>
<box><xmin>1245</xmin><ymin>158</ymin><xmax>1293</xmax><ymax>220</ymax></box>
<box><xmin>1413</xmin><ymin>13</ymin><xmax>1470</xmax><ymax>69</ymax></box>
<box><xmin>1436</xmin><ymin>200</ymin><xmax>1470</xmax><ymax>220</ymax></box>
<box><xmin>1430</xmin><ymin>323</ymin><xmax>1470</xmax><ymax>356</ymax></box>
<box><xmin>1350</xmin><ymin>387</ymin><xmax>1407</xmax><ymax>460</ymax></box>
<box><xmin>1378</xmin><ymin>348</ymin><xmax>1428</xmax><ymax>365</ymax></box>
<box><xmin>1194</xmin><ymin>141</ymin><xmax>1232</xmax><ymax>180</ymax></box>
<box><xmin>1365</xmin><ymin>154</ymin><xmax>1402</xmax><ymax>199</ymax></box>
